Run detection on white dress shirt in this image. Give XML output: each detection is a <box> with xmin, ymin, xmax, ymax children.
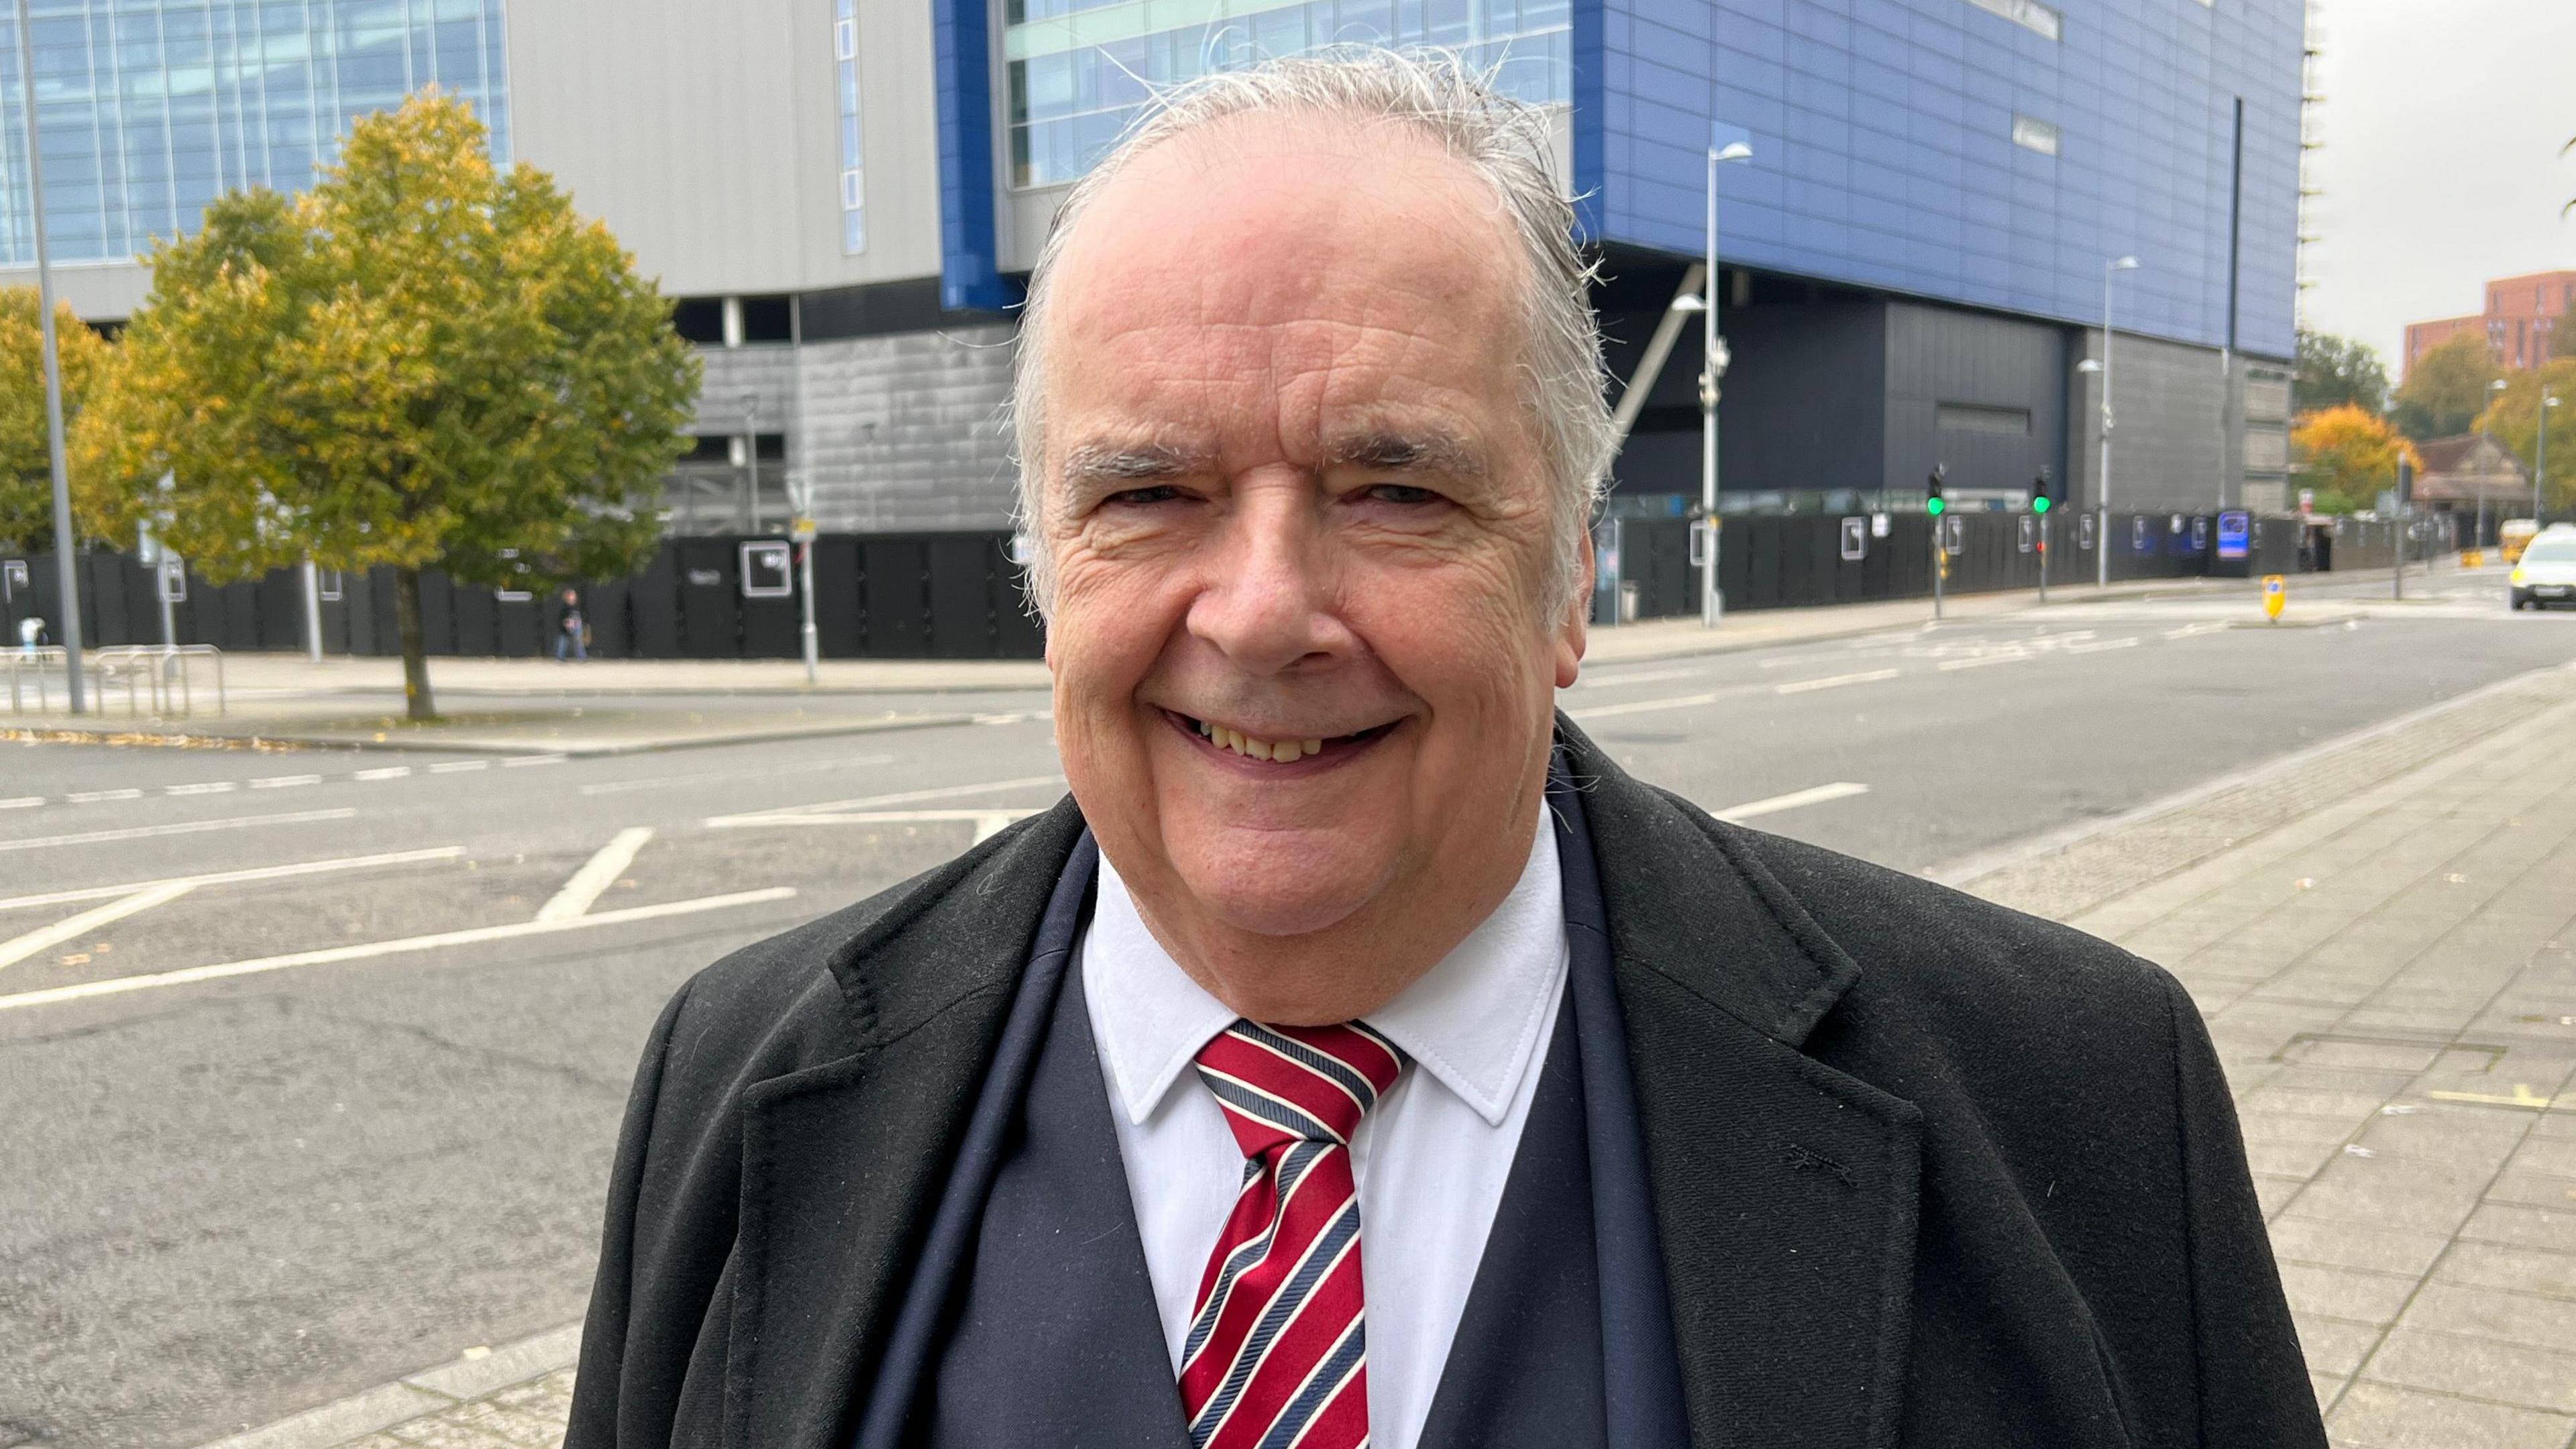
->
<box><xmin>1078</xmin><ymin>819</ymin><xmax>1568</xmax><ymax>1449</ymax></box>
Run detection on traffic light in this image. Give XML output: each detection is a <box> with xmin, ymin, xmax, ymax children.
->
<box><xmin>1927</xmin><ymin>467</ymin><xmax>1947</xmax><ymax>517</ymax></box>
<box><xmin>2031</xmin><ymin>472</ymin><xmax>2053</xmax><ymax>514</ymax></box>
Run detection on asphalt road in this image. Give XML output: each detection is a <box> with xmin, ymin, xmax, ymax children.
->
<box><xmin>4</xmin><ymin>569</ymin><xmax>2573</xmax><ymax>1448</ymax></box>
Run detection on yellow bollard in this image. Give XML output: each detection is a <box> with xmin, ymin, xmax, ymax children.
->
<box><xmin>2462</xmin><ymin>548</ymin><xmax>2484</xmax><ymax>570</ymax></box>
<box><xmin>2262</xmin><ymin>574</ymin><xmax>2286</xmax><ymax>623</ymax></box>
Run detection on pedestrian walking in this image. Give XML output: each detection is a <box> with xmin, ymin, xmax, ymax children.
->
<box><xmin>554</xmin><ymin>588</ymin><xmax>588</xmax><ymax>663</ymax></box>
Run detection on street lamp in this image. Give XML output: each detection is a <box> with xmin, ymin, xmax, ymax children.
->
<box><xmin>2538</xmin><ymin>388</ymin><xmax>2561</xmax><ymax>527</ymax></box>
<box><xmin>1696</xmin><ymin>137</ymin><xmax>1754</xmax><ymax>628</ymax></box>
<box><xmin>2483</xmin><ymin>376</ymin><xmax>2508</xmax><ymax>551</ymax></box>
<box><xmin>2094</xmin><ymin>255</ymin><xmax>2141</xmax><ymax>590</ymax></box>
<box><xmin>15</xmin><ymin>0</ymin><xmax>85</xmax><ymax>712</ymax></box>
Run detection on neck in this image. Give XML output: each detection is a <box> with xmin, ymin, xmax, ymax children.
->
<box><xmin>1122</xmin><ymin>784</ymin><xmax>1546</xmax><ymax>1025</ymax></box>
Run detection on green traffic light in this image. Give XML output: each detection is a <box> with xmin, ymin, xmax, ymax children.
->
<box><xmin>2033</xmin><ymin>495</ymin><xmax>2051</xmax><ymax>513</ymax></box>
<box><xmin>1927</xmin><ymin>497</ymin><xmax>1946</xmax><ymax>516</ymax></box>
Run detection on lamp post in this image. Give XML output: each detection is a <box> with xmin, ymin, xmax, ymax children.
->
<box><xmin>1696</xmin><ymin>137</ymin><xmax>1754</xmax><ymax>628</ymax></box>
<box><xmin>2093</xmin><ymin>256</ymin><xmax>2141</xmax><ymax>590</ymax></box>
<box><xmin>2538</xmin><ymin>388</ymin><xmax>2560</xmax><ymax>527</ymax></box>
<box><xmin>15</xmin><ymin>0</ymin><xmax>84</xmax><ymax>712</ymax></box>
<box><xmin>2482</xmin><ymin>376</ymin><xmax>2508</xmax><ymax>553</ymax></box>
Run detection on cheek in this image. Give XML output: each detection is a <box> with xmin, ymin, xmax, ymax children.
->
<box><xmin>1346</xmin><ymin>543</ymin><xmax>1558</xmax><ymax>716</ymax></box>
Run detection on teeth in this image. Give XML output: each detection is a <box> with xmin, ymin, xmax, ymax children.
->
<box><xmin>1193</xmin><ymin>719</ymin><xmax>1322</xmax><ymax>762</ymax></box>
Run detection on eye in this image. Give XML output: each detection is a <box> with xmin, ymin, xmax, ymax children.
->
<box><xmin>1360</xmin><ymin>482</ymin><xmax>1442</xmax><ymax>505</ymax></box>
<box><xmin>1104</xmin><ymin>484</ymin><xmax>1184</xmax><ymax>506</ymax></box>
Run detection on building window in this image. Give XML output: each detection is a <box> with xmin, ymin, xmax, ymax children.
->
<box><xmin>2010</xmin><ymin>115</ymin><xmax>2060</xmax><ymax>156</ymax></box>
<box><xmin>0</xmin><ymin>0</ymin><xmax>513</xmax><ymax>267</ymax></box>
<box><xmin>1004</xmin><ymin>0</ymin><xmax>1572</xmax><ymax>189</ymax></box>
<box><xmin>1964</xmin><ymin>0</ymin><xmax>2061</xmax><ymax>42</ymax></box>
<box><xmin>835</xmin><ymin>0</ymin><xmax>866</xmax><ymax>253</ymax></box>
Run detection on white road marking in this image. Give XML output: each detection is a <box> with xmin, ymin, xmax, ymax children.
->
<box><xmin>1938</xmin><ymin>653</ymin><xmax>2033</xmax><ymax>671</ymax></box>
<box><xmin>1566</xmin><ymin>690</ymin><xmax>1724</xmax><ymax>720</ymax></box>
<box><xmin>709</xmin><ymin>773</ymin><xmax>1064</xmax><ymax>826</ymax></box>
<box><xmin>0</xmin><ymin>847</ymin><xmax>467</xmax><ymax>914</ymax></box>
<box><xmin>574</xmin><ymin>753</ymin><xmax>898</xmax><ymax>797</ymax></box>
<box><xmin>66</xmin><ymin>789</ymin><xmax>143</xmax><ymax>803</ymax></box>
<box><xmin>0</xmin><ymin>797</ymin><xmax>39</xmax><ymax>810</ymax></box>
<box><xmin>428</xmin><ymin>760</ymin><xmax>489</xmax><ymax>773</ymax></box>
<box><xmin>354</xmin><ymin>766</ymin><xmax>413</xmax><ymax>782</ymax></box>
<box><xmin>2163</xmin><ymin>621</ymin><xmax>2230</xmax><ymax>639</ymax></box>
<box><xmin>1712</xmin><ymin>782</ymin><xmax>1871</xmax><ymax>823</ymax></box>
<box><xmin>0</xmin><ymin>808</ymin><xmax>358</xmax><ymax>854</ymax></box>
<box><xmin>164</xmin><ymin>781</ymin><xmax>239</xmax><ymax>796</ymax></box>
<box><xmin>501</xmin><ymin>754</ymin><xmax>567</xmax><ymax>768</ymax></box>
<box><xmin>1775</xmin><ymin>668</ymin><xmax>1902</xmax><ymax>694</ymax></box>
<box><xmin>710</xmin><ymin>806</ymin><xmax>1049</xmax><ymax>844</ymax></box>
<box><xmin>1570</xmin><ymin>665</ymin><xmax>1711</xmax><ymax>690</ymax></box>
<box><xmin>2063</xmin><ymin>637</ymin><xmax>2141</xmax><ymax>654</ymax></box>
<box><xmin>0</xmin><ymin>886</ymin><xmax>799</xmax><ymax>1015</ymax></box>
<box><xmin>0</xmin><ymin>881</ymin><xmax>198</xmax><ymax>972</ymax></box>
<box><xmin>537</xmin><ymin>828</ymin><xmax>656</xmax><ymax>922</ymax></box>
<box><xmin>250</xmin><ymin>775</ymin><xmax>323</xmax><ymax>790</ymax></box>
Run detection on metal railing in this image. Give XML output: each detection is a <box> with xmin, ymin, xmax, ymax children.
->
<box><xmin>5</xmin><ymin>645</ymin><xmax>225</xmax><ymax>718</ymax></box>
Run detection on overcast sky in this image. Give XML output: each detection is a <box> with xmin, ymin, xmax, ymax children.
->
<box><xmin>2299</xmin><ymin>0</ymin><xmax>2576</xmax><ymax>372</ymax></box>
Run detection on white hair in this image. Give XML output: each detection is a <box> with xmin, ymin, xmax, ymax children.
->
<box><xmin>1009</xmin><ymin>46</ymin><xmax>1615</xmax><ymax>619</ymax></box>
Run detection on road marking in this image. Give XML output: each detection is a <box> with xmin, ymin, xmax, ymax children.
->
<box><xmin>164</xmin><ymin>781</ymin><xmax>238</xmax><ymax>796</ymax></box>
<box><xmin>0</xmin><ymin>881</ymin><xmax>197</xmax><ymax>972</ymax></box>
<box><xmin>1937</xmin><ymin>653</ymin><xmax>2032</xmax><ymax>671</ymax></box>
<box><xmin>250</xmin><ymin>775</ymin><xmax>322</xmax><ymax>790</ymax></box>
<box><xmin>1565</xmin><ymin>690</ymin><xmax>1724</xmax><ymax>721</ymax></box>
<box><xmin>710</xmin><ymin>806</ymin><xmax>1048</xmax><ymax>843</ymax></box>
<box><xmin>0</xmin><ymin>886</ymin><xmax>799</xmax><ymax>1016</ymax></box>
<box><xmin>2428</xmin><ymin>1085</ymin><xmax>2557</xmax><ymax>1111</ymax></box>
<box><xmin>0</xmin><ymin>847</ymin><xmax>467</xmax><ymax>914</ymax></box>
<box><xmin>574</xmin><ymin>753</ymin><xmax>898</xmax><ymax>796</ymax></box>
<box><xmin>710</xmin><ymin>773</ymin><xmax>1064</xmax><ymax>826</ymax></box>
<box><xmin>0</xmin><ymin>797</ymin><xmax>39</xmax><ymax>810</ymax></box>
<box><xmin>1570</xmin><ymin>665</ymin><xmax>1712</xmax><ymax>690</ymax></box>
<box><xmin>2062</xmin><ymin>637</ymin><xmax>2141</xmax><ymax>655</ymax></box>
<box><xmin>501</xmin><ymin>754</ymin><xmax>567</xmax><ymax>768</ymax></box>
<box><xmin>1775</xmin><ymin>668</ymin><xmax>1902</xmax><ymax>694</ymax></box>
<box><xmin>0</xmin><ymin>808</ymin><xmax>358</xmax><ymax>854</ymax></box>
<box><xmin>354</xmin><ymin>766</ymin><xmax>413</xmax><ymax>782</ymax></box>
<box><xmin>1713</xmin><ymin>782</ymin><xmax>1870</xmax><ymax>822</ymax></box>
<box><xmin>2163</xmin><ymin>621</ymin><xmax>2231</xmax><ymax>639</ymax></box>
<box><xmin>428</xmin><ymin>760</ymin><xmax>489</xmax><ymax>773</ymax></box>
<box><xmin>537</xmin><ymin>828</ymin><xmax>655</xmax><ymax>922</ymax></box>
<box><xmin>66</xmin><ymin>789</ymin><xmax>143</xmax><ymax>803</ymax></box>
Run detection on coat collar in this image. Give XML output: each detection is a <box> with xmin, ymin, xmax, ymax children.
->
<box><xmin>726</xmin><ymin>727</ymin><xmax>1922</xmax><ymax>1449</ymax></box>
<box><xmin>1558</xmin><ymin>717</ymin><xmax>1923</xmax><ymax>1449</ymax></box>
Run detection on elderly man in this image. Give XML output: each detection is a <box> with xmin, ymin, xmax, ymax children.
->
<box><xmin>568</xmin><ymin>52</ymin><xmax>2322</xmax><ymax>1449</ymax></box>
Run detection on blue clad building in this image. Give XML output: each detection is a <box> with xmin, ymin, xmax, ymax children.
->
<box><xmin>3</xmin><ymin>0</ymin><xmax>2300</xmax><ymax>538</ymax></box>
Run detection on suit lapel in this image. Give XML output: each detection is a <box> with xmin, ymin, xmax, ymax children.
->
<box><xmin>725</xmin><ymin>798</ymin><xmax>1091</xmax><ymax>1449</ymax></box>
<box><xmin>1560</xmin><ymin>720</ymin><xmax>1923</xmax><ymax>1449</ymax></box>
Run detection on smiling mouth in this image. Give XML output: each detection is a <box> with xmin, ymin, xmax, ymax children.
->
<box><xmin>1163</xmin><ymin>709</ymin><xmax>1398</xmax><ymax>763</ymax></box>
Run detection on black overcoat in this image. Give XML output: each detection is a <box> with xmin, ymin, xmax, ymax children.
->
<box><xmin>566</xmin><ymin>720</ymin><xmax>2324</xmax><ymax>1449</ymax></box>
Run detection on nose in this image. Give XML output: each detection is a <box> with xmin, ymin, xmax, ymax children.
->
<box><xmin>1185</xmin><ymin>474</ymin><xmax>1354</xmax><ymax>676</ymax></box>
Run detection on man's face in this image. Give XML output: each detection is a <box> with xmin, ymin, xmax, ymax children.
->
<box><xmin>1038</xmin><ymin>114</ymin><xmax>1589</xmax><ymax>957</ymax></box>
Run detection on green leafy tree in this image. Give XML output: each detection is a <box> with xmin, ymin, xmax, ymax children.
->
<box><xmin>1</xmin><ymin>288</ymin><xmax>111</xmax><ymax>551</ymax></box>
<box><xmin>2295</xmin><ymin>329</ymin><xmax>2391</xmax><ymax>417</ymax></box>
<box><xmin>2292</xmin><ymin>404</ymin><xmax>2417</xmax><ymax>515</ymax></box>
<box><xmin>80</xmin><ymin>90</ymin><xmax>698</xmax><ymax>719</ymax></box>
<box><xmin>2476</xmin><ymin>360</ymin><xmax>2576</xmax><ymax>517</ymax></box>
<box><xmin>2390</xmin><ymin>333</ymin><xmax>2502</xmax><ymax>441</ymax></box>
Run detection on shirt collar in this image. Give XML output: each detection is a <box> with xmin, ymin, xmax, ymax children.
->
<box><xmin>1084</xmin><ymin>815</ymin><xmax>1567</xmax><ymax>1130</ymax></box>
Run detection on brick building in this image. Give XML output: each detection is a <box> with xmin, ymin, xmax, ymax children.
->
<box><xmin>2404</xmin><ymin>269</ymin><xmax>2576</xmax><ymax>380</ymax></box>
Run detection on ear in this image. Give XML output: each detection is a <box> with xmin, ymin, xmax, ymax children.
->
<box><xmin>1554</xmin><ymin>527</ymin><xmax>1593</xmax><ymax>690</ymax></box>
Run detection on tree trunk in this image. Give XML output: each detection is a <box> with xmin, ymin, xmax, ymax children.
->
<box><xmin>394</xmin><ymin>566</ymin><xmax>437</xmax><ymax>722</ymax></box>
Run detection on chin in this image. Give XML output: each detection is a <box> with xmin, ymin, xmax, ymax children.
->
<box><xmin>1172</xmin><ymin>833</ymin><xmax>1392</xmax><ymax>940</ymax></box>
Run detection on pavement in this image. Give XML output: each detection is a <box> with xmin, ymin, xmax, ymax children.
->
<box><xmin>4</xmin><ymin>563</ymin><xmax>2567</xmax><ymax>1449</ymax></box>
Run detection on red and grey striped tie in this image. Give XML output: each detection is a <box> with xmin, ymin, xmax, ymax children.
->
<box><xmin>1179</xmin><ymin>1018</ymin><xmax>1408</xmax><ymax>1449</ymax></box>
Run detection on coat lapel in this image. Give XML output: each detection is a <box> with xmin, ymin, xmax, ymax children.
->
<box><xmin>725</xmin><ymin>798</ymin><xmax>1090</xmax><ymax>1449</ymax></box>
<box><xmin>1560</xmin><ymin>720</ymin><xmax>1923</xmax><ymax>1449</ymax></box>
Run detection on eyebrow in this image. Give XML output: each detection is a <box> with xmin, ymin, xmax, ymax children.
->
<box><xmin>1058</xmin><ymin>441</ymin><xmax>1215</xmax><ymax>491</ymax></box>
<box><xmin>1323</xmin><ymin>429</ymin><xmax>1489</xmax><ymax>481</ymax></box>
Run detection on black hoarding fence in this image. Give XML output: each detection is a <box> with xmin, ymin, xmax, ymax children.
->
<box><xmin>0</xmin><ymin>533</ymin><xmax>1046</xmax><ymax>661</ymax></box>
<box><xmin>1604</xmin><ymin>510</ymin><xmax>2379</xmax><ymax>622</ymax></box>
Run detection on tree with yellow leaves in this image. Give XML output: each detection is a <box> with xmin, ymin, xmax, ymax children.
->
<box><xmin>2290</xmin><ymin>404</ymin><xmax>2418</xmax><ymax>516</ymax></box>
<box><xmin>2477</xmin><ymin>360</ymin><xmax>2576</xmax><ymax>516</ymax></box>
<box><xmin>80</xmin><ymin>90</ymin><xmax>698</xmax><ymax>720</ymax></box>
<box><xmin>2</xmin><ymin>288</ymin><xmax>111</xmax><ymax>551</ymax></box>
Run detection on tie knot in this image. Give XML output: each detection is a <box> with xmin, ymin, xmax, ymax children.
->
<box><xmin>1193</xmin><ymin>1020</ymin><xmax>1407</xmax><ymax>1155</ymax></box>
